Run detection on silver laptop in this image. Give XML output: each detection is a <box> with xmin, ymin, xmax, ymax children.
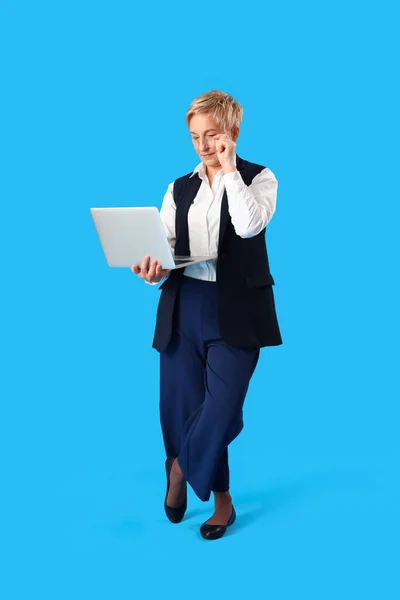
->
<box><xmin>90</xmin><ymin>207</ymin><xmax>216</xmax><ymax>269</ymax></box>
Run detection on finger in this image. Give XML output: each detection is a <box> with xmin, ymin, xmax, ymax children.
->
<box><xmin>148</xmin><ymin>259</ymin><xmax>158</xmax><ymax>278</ymax></box>
<box><xmin>216</xmin><ymin>139</ymin><xmax>229</xmax><ymax>151</ymax></box>
<box><xmin>141</xmin><ymin>255</ymin><xmax>150</xmax><ymax>273</ymax></box>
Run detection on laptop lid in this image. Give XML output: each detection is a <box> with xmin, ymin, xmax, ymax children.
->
<box><xmin>90</xmin><ymin>207</ymin><xmax>215</xmax><ymax>269</ymax></box>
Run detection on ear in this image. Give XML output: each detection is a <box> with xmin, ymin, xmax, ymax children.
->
<box><xmin>231</xmin><ymin>126</ymin><xmax>239</xmax><ymax>142</ymax></box>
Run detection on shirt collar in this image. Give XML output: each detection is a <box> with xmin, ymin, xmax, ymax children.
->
<box><xmin>189</xmin><ymin>153</ymin><xmax>238</xmax><ymax>178</ymax></box>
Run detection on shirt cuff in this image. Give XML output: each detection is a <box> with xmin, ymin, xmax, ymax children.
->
<box><xmin>223</xmin><ymin>169</ymin><xmax>241</xmax><ymax>182</ymax></box>
<box><xmin>145</xmin><ymin>273</ymin><xmax>170</xmax><ymax>286</ymax></box>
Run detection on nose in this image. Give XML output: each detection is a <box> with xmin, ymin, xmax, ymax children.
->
<box><xmin>199</xmin><ymin>136</ymin><xmax>210</xmax><ymax>152</ymax></box>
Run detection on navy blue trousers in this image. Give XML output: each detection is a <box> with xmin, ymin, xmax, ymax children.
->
<box><xmin>159</xmin><ymin>275</ymin><xmax>260</xmax><ymax>502</ymax></box>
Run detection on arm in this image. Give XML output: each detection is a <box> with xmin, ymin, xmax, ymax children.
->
<box><xmin>223</xmin><ymin>167</ymin><xmax>278</xmax><ymax>238</ymax></box>
<box><xmin>213</xmin><ymin>134</ymin><xmax>278</xmax><ymax>238</ymax></box>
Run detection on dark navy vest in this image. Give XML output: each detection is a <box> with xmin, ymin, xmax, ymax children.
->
<box><xmin>152</xmin><ymin>156</ymin><xmax>282</xmax><ymax>352</ymax></box>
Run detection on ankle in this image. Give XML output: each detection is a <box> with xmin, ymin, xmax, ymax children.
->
<box><xmin>213</xmin><ymin>491</ymin><xmax>232</xmax><ymax>506</ymax></box>
<box><xmin>171</xmin><ymin>458</ymin><xmax>184</xmax><ymax>480</ymax></box>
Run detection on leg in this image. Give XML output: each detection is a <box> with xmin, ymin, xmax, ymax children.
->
<box><xmin>159</xmin><ymin>279</ymin><xmax>208</xmax><ymax>507</ymax></box>
<box><xmin>177</xmin><ymin>338</ymin><xmax>260</xmax><ymax>502</ymax></box>
<box><xmin>159</xmin><ymin>327</ymin><xmax>206</xmax><ymax>459</ymax></box>
<box><xmin>211</xmin><ymin>416</ymin><xmax>244</xmax><ymax>493</ymax></box>
<box><xmin>212</xmin><ymin>447</ymin><xmax>230</xmax><ymax>493</ymax></box>
<box><xmin>208</xmin><ymin>448</ymin><xmax>233</xmax><ymax>527</ymax></box>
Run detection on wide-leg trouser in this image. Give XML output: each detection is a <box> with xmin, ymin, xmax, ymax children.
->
<box><xmin>159</xmin><ymin>275</ymin><xmax>260</xmax><ymax>502</ymax></box>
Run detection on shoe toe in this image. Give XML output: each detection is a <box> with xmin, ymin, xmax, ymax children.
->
<box><xmin>165</xmin><ymin>504</ymin><xmax>186</xmax><ymax>523</ymax></box>
<box><xmin>200</xmin><ymin>524</ymin><xmax>227</xmax><ymax>540</ymax></box>
<box><xmin>200</xmin><ymin>506</ymin><xmax>236</xmax><ymax>540</ymax></box>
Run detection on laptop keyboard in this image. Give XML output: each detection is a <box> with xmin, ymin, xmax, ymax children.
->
<box><xmin>174</xmin><ymin>258</ymin><xmax>196</xmax><ymax>265</ymax></box>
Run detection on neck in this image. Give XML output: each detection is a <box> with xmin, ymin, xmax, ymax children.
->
<box><xmin>205</xmin><ymin>164</ymin><xmax>222</xmax><ymax>181</ymax></box>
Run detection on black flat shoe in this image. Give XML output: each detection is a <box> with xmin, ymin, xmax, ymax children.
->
<box><xmin>164</xmin><ymin>457</ymin><xmax>187</xmax><ymax>523</ymax></box>
<box><xmin>200</xmin><ymin>505</ymin><xmax>236</xmax><ymax>540</ymax></box>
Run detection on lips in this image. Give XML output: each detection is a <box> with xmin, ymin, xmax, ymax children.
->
<box><xmin>202</xmin><ymin>153</ymin><xmax>215</xmax><ymax>159</ymax></box>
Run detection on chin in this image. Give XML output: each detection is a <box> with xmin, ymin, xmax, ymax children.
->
<box><xmin>204</xmin><ymin>157</ymin><xmax>220</xmax><ymax>167</ymax></box>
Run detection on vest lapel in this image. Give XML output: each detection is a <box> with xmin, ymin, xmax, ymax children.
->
<box><xmin>217</xmin><ymin>156</ymin><xmax>247</xmax><ymax>252</ymax></box>
<box><xmin>218</xmin><ymin>191</ymin><xmax>229</xmax><ymax>253</ymax></box>
<box><xmin>174</xmin><ymin>175</ymin><xmax>202</xmax><ymax>255</ymax></box>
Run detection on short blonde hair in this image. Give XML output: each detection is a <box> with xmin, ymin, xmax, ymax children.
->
<box><xmin>186</xmin><ymin>90</ymin><xmax>243</xmax><ymax>132</ymax></box>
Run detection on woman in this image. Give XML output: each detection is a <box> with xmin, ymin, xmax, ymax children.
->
<box><xmin>132</xmin><ymin>90</ymin><xmax>282</xmax><ymax>540</ymax></box>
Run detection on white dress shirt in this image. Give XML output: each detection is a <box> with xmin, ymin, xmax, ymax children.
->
<box><xmin>146</xmin><ymin>155</ymin><xmax>278</xmax><ymax>285</ymax></box>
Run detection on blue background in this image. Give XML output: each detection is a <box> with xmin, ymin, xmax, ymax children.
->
<box><xmin>1</xmin><ymin>0</ymin><xmax>399</xmax><ymax>598</ymax></box>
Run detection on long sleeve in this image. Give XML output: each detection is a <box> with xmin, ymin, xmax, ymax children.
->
<box><xmin>223</xmin><ymin>167</ymin><xmax>278</xmax><ymax>238</ymax></box>
<box><xmin>145</xmin><ymin>182</ymin><xmax>176</xmax><ymax>286</ymax></box>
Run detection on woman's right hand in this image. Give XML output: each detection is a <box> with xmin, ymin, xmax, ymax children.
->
<box><xmin>131</xmin><ymin>255</ymin><xmax>171</xmax><ymax>284</ymax></box>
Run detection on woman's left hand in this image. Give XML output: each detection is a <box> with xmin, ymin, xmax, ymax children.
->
<box><xmin>215</xmin><ymin>133</ymin><xmax>237</xmax><ymax>172</ymax></box>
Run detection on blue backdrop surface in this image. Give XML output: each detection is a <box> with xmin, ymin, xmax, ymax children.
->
<box><xmin>1</xmin><ymin>1</ymin><xmax>399</xmax><ymax>598</ymax></box>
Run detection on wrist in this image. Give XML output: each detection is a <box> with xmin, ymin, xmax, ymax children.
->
<box><xmin>222</xmin><ymin>164</ymin><xmax>237</xmax><ymax>174</ymax></box>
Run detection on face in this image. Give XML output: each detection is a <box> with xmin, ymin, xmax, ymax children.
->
<box><xmin>189</xmin><ymin>113</ymin><xmax>238</xmax><ymax>168</ymax></box>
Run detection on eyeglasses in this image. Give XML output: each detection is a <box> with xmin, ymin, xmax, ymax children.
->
<box><xmin>186</xmin><ymin>133</ymin><xmax>222</xmax><ymax>144</ymax></box>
